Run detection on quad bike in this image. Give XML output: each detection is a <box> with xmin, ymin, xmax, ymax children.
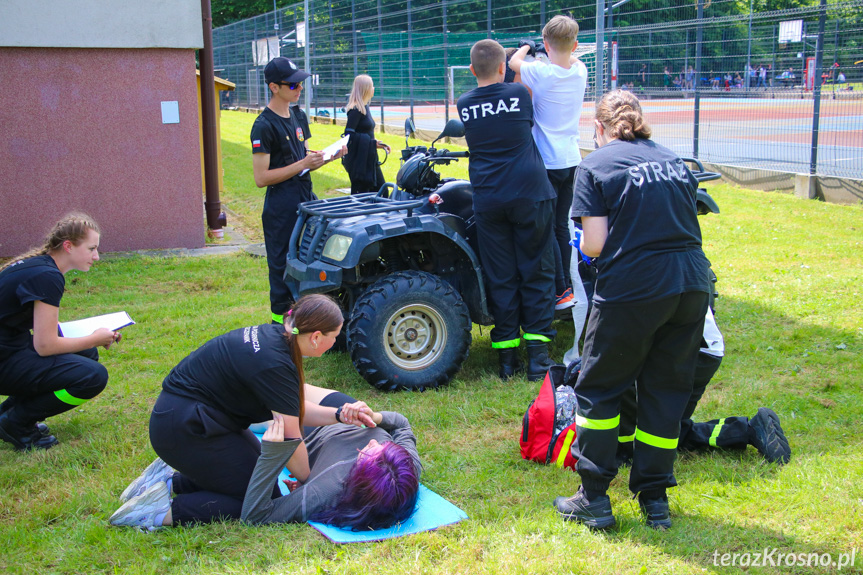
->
<box><xmin>284</xmin><ymin>118</ymin><xmax>720</xmax><ymax>391</ymax></box>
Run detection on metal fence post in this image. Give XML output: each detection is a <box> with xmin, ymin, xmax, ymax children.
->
<box><xmin>607</xmin><ymin>4</ymin><xmax>614</xmax><ymax>90</ymax></box>
<box><xmin>408</xmin><ymin>0</ymin><xmax>414</xmax><ymax>121</ymax></box>
<box><xmin>304</xmin><ymin>0</ymin><xmax>310</xmax><ymax>118</ymax></box>
<box><xmin>771</xmin><ymin>23</ymin><xmax>776</xmax><ymax>97</ymax></box>
<box><xmin>647</xmin><ymin>30</ymin><xmax>652</xmax><ymax>87</ymax></box>
<box><xmin>746</xmin><ymin>0</ymin><xmax>752</xmax><ymax>91</ymax></box>
<box><xmin>694</xmin><ymin>0</ymin><xmax>703</xmax><ymax>158</ymax></box>
<box><xmin>685</xmin><ymin>28</ymin><xmax>689</xmax><ymax>81</ymax></box>
<box><xmin>352</xmin><ymin>0</ymin><xmax>358</xmax><ymax>78</ymax></box>
<box><xmin>377</xmin><ymin>0</ymin><xmax>384</xmax><ymax>129</ymax></box>
<box><xmin>810</xmin><ymin>0</ymin><xmax>827</xmax><ymax>175</ymax></box>
<box><xmin>595</xmin><ymin>0</ymin><xmax>605</xmax><ymax>103</ymax></box>
<box><xmin>329</xmin><ymin>2</ymin><xmax>336</xmax><ymax>119</ymax></box>
<box><xmin>253</xmin><ymin>17</ymin><xmax>259</xmax><ymax>108</ymax></box>
<box><xmin>443</xmin><ymin>0</ymin><xmax>449</xmax><ymax>124</ymax></box>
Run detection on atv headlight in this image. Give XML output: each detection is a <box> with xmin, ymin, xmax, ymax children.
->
<box><xmin>322</xmin><ymin>234</ymin><xmax>352</xmax><ymax>262</ymax></box>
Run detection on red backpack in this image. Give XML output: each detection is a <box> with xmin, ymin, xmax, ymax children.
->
<box><xmin>520</xmin><ymin>365</ymin><xmax>579</xmax><ymax>470</ymax></box>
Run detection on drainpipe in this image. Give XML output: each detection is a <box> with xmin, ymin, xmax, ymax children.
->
<box><xmin>200</xmin><ymin>0</ymin><xmax>226</xmax><ymax>238</ymax></box>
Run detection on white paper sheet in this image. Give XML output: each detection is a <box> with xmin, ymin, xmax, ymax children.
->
<box><xmin>59</xmin><ymin>312</ymin><xmax>135</xmax><ymax>338</ymax></box>
<box><xmin>320</xmin><ymin>135</ymin><xmax>349</xmax><ymax>161</ymax></box>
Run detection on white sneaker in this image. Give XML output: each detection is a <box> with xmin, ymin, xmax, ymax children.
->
<box><xmin>120</xmin><ymin>458</ymin><xmax>174</xmax><ymax>502</ymax></box>
<box><xmin>110</xmin><ymin>482</ymin><xmax>171</xmax><ymax>529</ymax></box>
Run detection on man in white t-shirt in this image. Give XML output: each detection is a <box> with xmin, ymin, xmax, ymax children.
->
<box><xmin>510</xmin><ymin>15</ymin><xmax>589</xmax><ymax>359</ymax></box>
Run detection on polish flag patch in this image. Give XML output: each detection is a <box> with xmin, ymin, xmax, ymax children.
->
<box><xmin>252</xmin><ymin>140</ymin><xmax>261</xmax><ymax>148</ymax></box>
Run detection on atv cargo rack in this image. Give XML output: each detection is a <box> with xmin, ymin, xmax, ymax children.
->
<box><xmin>288</xmin><ymin>191</ymin><xmax>425</xmax><ymax>264</ymax></box>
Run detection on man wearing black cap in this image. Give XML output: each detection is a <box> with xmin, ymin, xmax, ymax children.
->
<box><xmin>251</xmin><ymin>57</ymin><xmax>345</xmax><ymax>324</ymax></box>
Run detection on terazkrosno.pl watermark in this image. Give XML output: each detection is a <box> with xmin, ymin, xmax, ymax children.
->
<box><xmin>712</xmin><ymin>548</ymin><xmax>857</xmax><ymax>569</ymax></box>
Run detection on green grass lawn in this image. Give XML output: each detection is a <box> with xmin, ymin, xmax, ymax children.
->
<box><xmin>1</xmin><ymin>110</ymin><xmax>861</xmax><ymax>574</ymax></box>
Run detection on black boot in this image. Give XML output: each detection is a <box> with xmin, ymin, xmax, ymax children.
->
<box><xmin>553</xmin><ymin>486</ymin><xmax>616</xmax><ymax>530</ymax></box>
<box><xmin>748</xmin><ymin>407</ymin><xmax>791</xmax><ymax>464</ymax></box>
<box><xmin>526</xmin><ymin>341</ymin><xmax>558</xmax><ymax>382</ymax></box>
<box><xmin>639</xmin><ymin>492</ymin><xmax>672</xmax><ymax>530</ymax></box>
<box><xmin>0</xmin><ymin>411</ymin><xmax>58</xmax><ymax>452</ymax></box>
<box><xmin>498</xmin><ymin>349</ymin><xmax>523</xmax><ymax>380</ymax></box>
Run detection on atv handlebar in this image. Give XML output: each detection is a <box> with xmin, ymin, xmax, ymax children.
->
<box><xmin>680</xmin><ymin>157</ymin><xmax>722</xmax><ymax>183</ymax></box>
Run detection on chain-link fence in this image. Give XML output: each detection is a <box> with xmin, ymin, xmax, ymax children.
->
<box><xmin>213</xmin><ymin>0</ymin><xmax>863</xmax><ymax>179</ymax></box>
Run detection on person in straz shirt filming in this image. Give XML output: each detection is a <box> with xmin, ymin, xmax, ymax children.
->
<box><xmin>553</xmin><ymin>90</ymin><xmax>711</xmax><ymax>531</ymax></box>
<box><xmin>250</xmin><ymin>57</ymin><xmax>346</xmax><ymax>325</ymax></box>
<box><xmin>457</xmin><ymin>39</ymin><xmax>557</xmax><ymax>382</ymax></box>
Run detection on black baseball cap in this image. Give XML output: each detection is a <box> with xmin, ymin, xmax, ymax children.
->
<box><xmin>264</xmin><ymin>57</ymin><xmax>311</xmax><ymax>85</ymax></box>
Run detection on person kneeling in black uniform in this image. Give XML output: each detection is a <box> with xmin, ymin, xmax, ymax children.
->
<box><xmin>0</xmin><ymin>214</ymin><xmax>116</xmax><ymax>451</ymax></box>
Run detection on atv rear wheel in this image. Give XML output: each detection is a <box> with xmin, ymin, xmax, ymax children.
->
<box><xmin>347</xmin><ymin>271</ymin><xmax>472</xmax><ymax>391</ymax></box>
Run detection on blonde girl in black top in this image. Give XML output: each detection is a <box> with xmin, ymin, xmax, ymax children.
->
<box><xmin>343</xmin><ymin>74</ymin><xmax>390</xmax><ymax>195</ymax></box>
<box><xmin>0</xmin><ymin>213</ymin><xmax>116</xmax><ymax>451</ymax></box>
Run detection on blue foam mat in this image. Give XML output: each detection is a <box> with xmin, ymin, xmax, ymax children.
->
<box><xmin>309</xmin><ymin>484</ymin><xmax>468</xmax><ymax>543</ymax></box>
<box><xmin>253</xmin><ymin>431</ymin><xmax>468</xmax><ymax>542</ymax></box>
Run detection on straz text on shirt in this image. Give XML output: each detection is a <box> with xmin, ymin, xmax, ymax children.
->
<box><xmin>460</xmin><ymin>98</ymin><xmax>521</xmax><ymax>121</ymax></box>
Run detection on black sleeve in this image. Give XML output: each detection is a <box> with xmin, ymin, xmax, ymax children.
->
<box><xmin>570</xmin><ymin>166</ymin><xmax>608</xmax><ymax>220</ymax></box>
<box><xmin>250</xmin><ymin>118</ymin><xmax>274</xmax><ymax>155</ymax></box>
<box><xmin>378</xmin><ymin>411</ymin><xmax>422</xmax><ymax>477</ymax></box>
<box><xmin>252</xmin><ymin>363</ymin><xmax>301</xmax><ymax>417</ymax></box>
<box><xmin>344</xmin><ymin>108</ymin><xmax>362</xmax><ymax>134</ymax></box>
<box><xmin>17</xmin><ymin>268</ymin><xmax>64</xmax><ymax>308</ymax></box>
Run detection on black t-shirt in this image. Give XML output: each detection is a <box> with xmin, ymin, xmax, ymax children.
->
<box><xmin>345</xmin><ymin>106</ymin><xmax>375</xmax><ymax>139</ymax></box>
<box><xmin>250</xmin><ymin>106</ymin><xmax>312</xmax><ymax>189</ymax></box>
<box><xmin>161</xmin><ymin>324</ymin><xmax>301</xmax><ymax>428</ymax></box>
<box><xmin>291</xmin><ymin>105</ymin><xmax>312</xmax><ymax>141</ymax></box>
<box><xmin>0</xmin><ymin>255</ymin><xmax>64</xmax><ymax>360</ymax></box>
<box><xmin>570</xmin><ymin>138</ymin><xmax>711</xmax><ymax>304</ymax></box>
<box><xmin>457</xmin><ymin>82</ymin><xmax>554</xmax><ymax>213</ymax></box>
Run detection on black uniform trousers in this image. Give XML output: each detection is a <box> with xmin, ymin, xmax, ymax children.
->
<box><xmin>573</xmin><ymin>291</ymin><xmax>708</xmax><ymax>496</ymax></box>
<box><xmin>262</xmin><ymin>180</ymin><xmax>316</xmax><ymax>317</ymax></box>
<box><xmin>0</xmin><ymin>344</ymin><xmax>107</xmax><ymax>427</ymax></box>
<box><xmin>149</xmin><ymin>391</ymin><xmax>283</xmax><ymax>525</ymax></box>
<box><xmin>474</xmin><ymin>198</ymin><xmax>556</xmax><ymax>345</ymax></box>
<box><xmin>546</xmin><ymin>167</ymin><xmax>576</xmax><ymax>294</ymax></box>
<box><xmin>616</xmin><ymin>352</ymin><xmax>748</xmax><ymax>462</ymax></box>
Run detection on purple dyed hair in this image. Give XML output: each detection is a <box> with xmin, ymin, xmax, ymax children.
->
<box><xmin>313</xmin><ymin>442</ymin><xmax>419</xmax><ymax>530</ymax></box>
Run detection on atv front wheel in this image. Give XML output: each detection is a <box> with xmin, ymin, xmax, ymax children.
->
<box><xmin>347</xmin><ymin>271</ymin><xmax>472</xmax><ymax>391</ymax></box>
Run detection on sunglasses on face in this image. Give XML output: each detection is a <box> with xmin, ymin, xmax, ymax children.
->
<box><xmin>277</xmin><ymin>82</ymin><xmax>302</xmax><ymax>90</ymax></box>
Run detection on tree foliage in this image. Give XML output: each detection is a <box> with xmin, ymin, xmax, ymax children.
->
<box><xmin>211</xmin><ymin>0</ymin><xmax>285</xmax><ymax>28</ymax></box>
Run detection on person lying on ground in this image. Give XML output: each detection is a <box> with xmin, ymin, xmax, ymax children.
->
<box><xmin>110</xmin><ymin>384</ymin><xmax>420</xmax><ymax>531</ymax></box>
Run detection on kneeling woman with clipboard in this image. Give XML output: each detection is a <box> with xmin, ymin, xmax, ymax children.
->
<box><xmin>0</xmin><ymin>213</ymin><xmax>117</xmax><ymax>452</ymax></box>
